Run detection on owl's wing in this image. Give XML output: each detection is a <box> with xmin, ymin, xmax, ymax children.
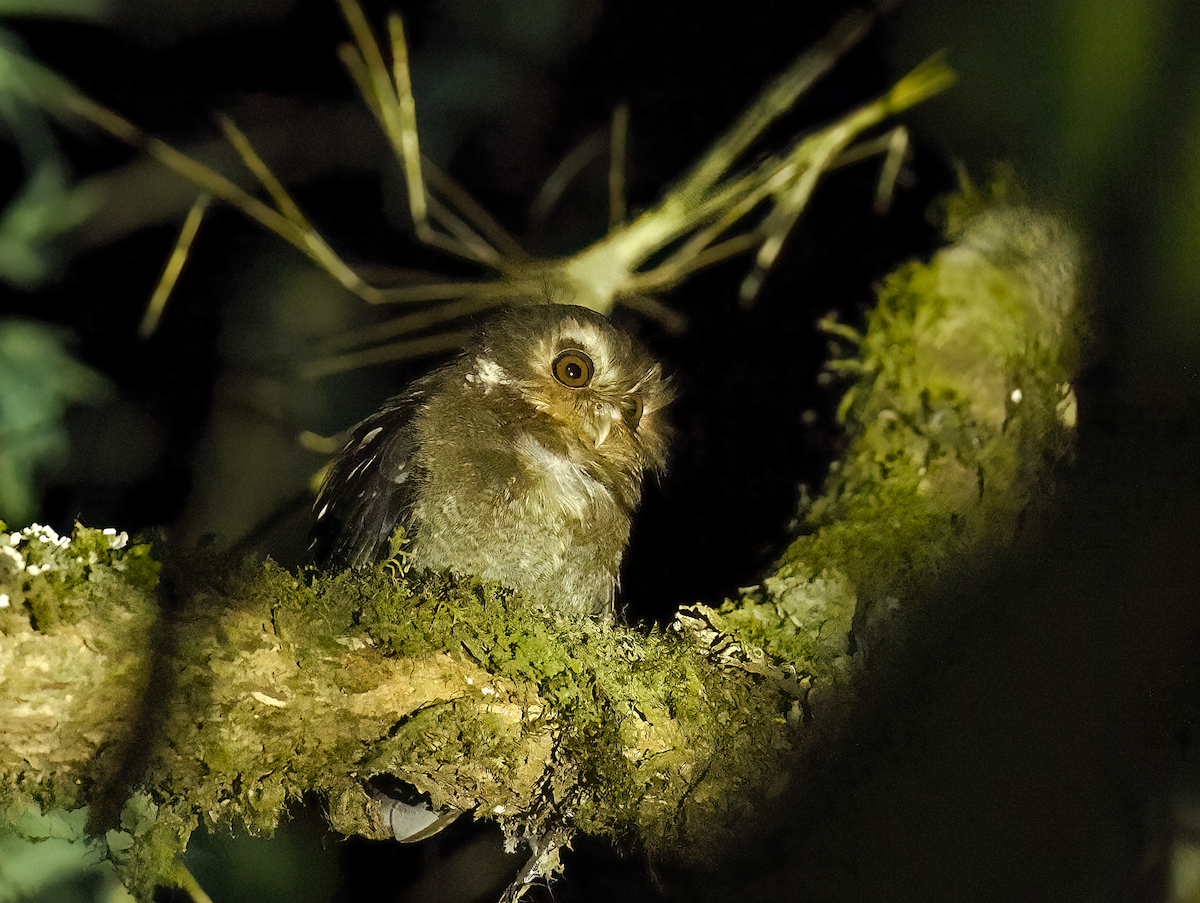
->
<box><xmin>310</xmin><ymin>382</ymin><xmax>430</xmax><ymax>570</ymax></box>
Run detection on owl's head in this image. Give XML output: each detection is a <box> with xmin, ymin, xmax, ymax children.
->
<box><xmin>474</xmin><ymin>304</ymin><xmax>673</xmax><ymax>483</ymax></box>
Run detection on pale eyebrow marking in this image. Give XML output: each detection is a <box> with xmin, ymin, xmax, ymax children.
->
<box><xmin>556</xmin><ymin>322</ymin><xmax>606</xmax><ymax>351</ymax></box>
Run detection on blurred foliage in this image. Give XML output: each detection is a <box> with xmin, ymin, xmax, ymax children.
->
<box><xmin>889</xmin><ymin>0</ymin><xmax>1200</xmax><ymax>398</ymax></box>
<box><xmin>0</xmin><ymin>824</ymin><xmax>133</xmax><ymax>903</ymax></box>
<box><xmin>0</xmin><ymin>21</ymin><xmax>96</xmax><ymax>288</ymax></box>
<box><xmin>0</xmin><ymin>320</ymin><xmax>108</xmax><ymax>526</ymax></box>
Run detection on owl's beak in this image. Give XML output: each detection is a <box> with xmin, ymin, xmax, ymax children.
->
<box><xmin>592</xmin><ymin>407</ymin><xmax>617</xmax><ymax>448</ymax></box>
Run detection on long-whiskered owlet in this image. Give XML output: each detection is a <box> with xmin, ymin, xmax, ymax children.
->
<box><xmin>311</xmin><ymin>303</ymin><xmax>672</xmax><ymax>618</ymax></box>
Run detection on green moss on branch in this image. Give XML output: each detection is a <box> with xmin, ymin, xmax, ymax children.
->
<box><xmin>0</xmin><ymin>185</ymin><xmax>1083</xmax><ymax>899</ymax></box>
<box><xmin>709</xmin><ymin>183</ymin><xmax>1081</xmax><ymax>677</ymax></box>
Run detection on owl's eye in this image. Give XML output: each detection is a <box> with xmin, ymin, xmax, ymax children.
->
<box><xmin>621</xmin><ymin>395</ymin><xmax>643</xmax><ymax>431</ymax></box>
<box><xmin>552</xmin><ymin>349</ymin><xmax>594</xmax><ymax>388</ymax></box>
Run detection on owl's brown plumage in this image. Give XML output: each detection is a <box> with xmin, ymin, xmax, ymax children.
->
<box><xmin>312</xmin><ymin>304</ymin><xmax>672</xmax><ymax>618</ymax></box>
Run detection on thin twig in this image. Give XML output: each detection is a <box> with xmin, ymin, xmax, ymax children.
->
<box><xmin>616</xmin><ymin>294</ymin><xmax>689</xmax><ymax>334</ymax></box>
<box><xmin>667</xmin><ymin>10</ymin><xmax>874</xmax><ymax>207</ymax></box>
<box><xmin>386</xmin><ymin>11</ymin><xmax>427</xmax><ymax>233</ymax></box>
<box><xmin>218</xmin><ymin>114</ymin><xmax>311</xmax><ymax>227</ymax></box>
<box><xmin>339</xmin><ymin>28</ymin><xmax>527</xmax><ymax>264</ymax></box>
<box><xmin>302</xmin><ymin>328</ymin><xmax>475</xmax><ymax>379</ymax></box>
<box><xmin>528</xmin><ymin>132</ymin><xmax>606</xmax><ymax>229</ymax></box>
<box><xmin>140</xmin><ymin>192</ymin><xmax>210</xmax><ymax>338</ymax></box>
<box><xmin>629</xmin><ymin>232</ymin><xmax>762</xmax><ymax>294</ymax></box>
<box><xmin>423</xmin><ymin>193</ymin><xmax>508</xmax><ymax>268</ymax></box>
<box><xmin>313</xmin><ymin>294</ymin><xmax>509</xmax><ymax>357</ymax></box>
<box><xmin>362</xmin><ymin>278</ymin><xmax>530</xmax><ymax>305</ymax></box>
<box><xmin>873</xmin><ymin>125</ymin><xmax>909</xmax><ymax>213</ymax></box>
<box><xmin>562</xmin><ymin>53</ymin><xmax>955</xmax><ymax>312</ymax></box>
<box><xmin>9</xmin><ymin>48</ymin><xmax>395</xmax><ymax>302</ymax></box>
<box><xmin>337</xmin><ymin>2</ymin><xmax>505</xmax><ymax>266</ymax></box>
<box><xmin>334</xmin><ymin>0</ymin><xmax>427</xmax><ymax>233</ymax></box>
<box><xmin>422</xmin><ymin>157</ymin><xmax>530</xmax><ymax>263</ymax></box>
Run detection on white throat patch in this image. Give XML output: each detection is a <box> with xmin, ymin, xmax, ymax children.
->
<box><xmin>514</xmin><ymin>432</ymin><xmax>609</xmax><ymax>520</ymax></box>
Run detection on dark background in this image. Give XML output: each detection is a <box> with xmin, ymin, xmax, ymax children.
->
<box><xmin>1</xmin><ymin>0</ymin><xmax>1198</xmax><ymax>901</ymax></box>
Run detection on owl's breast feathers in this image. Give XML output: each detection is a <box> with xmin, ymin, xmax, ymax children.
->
<box><xmin>312</xmin><ymin>305</ymin><xmax>672</xmax><ymax>617</ymax></box>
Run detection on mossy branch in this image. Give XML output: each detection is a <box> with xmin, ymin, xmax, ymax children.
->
<box><xmin>0</xmin><ymin>188</ymin><xmax>1082</xmax><ymax>899</ymax></box>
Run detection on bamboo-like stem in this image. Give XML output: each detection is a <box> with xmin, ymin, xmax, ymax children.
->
<box><xmin>563</xmin><ymin>54</ymin><xmax>956</xmax><ymax>313</ymax></box>
<box><xmin>140</xmin><ymin>193</ymin><xmax>210</xmax><ymax>338</ymax></box>
<box><xmin>4</xmin><ymin>0</ymin><xmax>954</xmax><ymax>363</ymax></box>
<box><xmin>218</xmin><ymin>114</ymin><xmax>311</xmax><ymax>228</ymax></box>
<box><xmin>333</xmin><ymin>0</ymin><xmax>429</xmax><ymax>238</ymax></box>
<box><xmin>669</xmin><ymin>10</ymin><xmax>874</xmax><ymax>206</ymax></box>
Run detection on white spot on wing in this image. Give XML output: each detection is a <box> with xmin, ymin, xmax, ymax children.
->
<box><xmin>355</xmin><ymin>426</ymin><xmax>383</xmax><ymax>451</ymax></box>
<box><xmin>472</xmin><ymin>356</ymin><xmax>510</xmax><ymax>394</ymax></box>
<box><xmin>347</xmin><ymin>454</ymin><xmax>377</xmax><ymax>481</ymax></box>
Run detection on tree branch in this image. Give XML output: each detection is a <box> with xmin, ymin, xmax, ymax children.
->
<box><xmin>0</xmin><ymin>181</ymin><xmax>1083</xmax><ymax>899</ymax></box>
